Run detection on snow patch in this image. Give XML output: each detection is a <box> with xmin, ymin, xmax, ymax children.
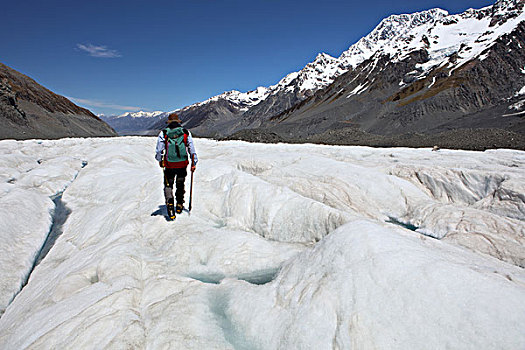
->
<box><xmin>428</xmin><ymin>76</ymin><xmax>437</xmax><ymax>88</ymax></box>
<box><xmin>509</xmin><ymin>99</ymin><xmax>525</xmax><ymax>111</ymax></box>
<box><xmin>346</xmin><ymin>84</ymin><xmax>369</xmax><ymax>98</ymax></box>
<box><xmin>503</xmin><ymin>110</ymin><xmax>525</xmax><ymax>117</ymax></box>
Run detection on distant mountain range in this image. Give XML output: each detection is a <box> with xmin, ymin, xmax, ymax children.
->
<box><xmin>100</xmin><ymin>111</ymin><xmax>168</xmax><ymax>136</ymax></box>
<box><xmin>0</xmin><ymin>63</ymin><xmax>116</xmax><ymax>140</ymax></box>
<box><xmin>106</xmin><ymin>0</ymin><xmax>525</xmax><ymax>149</ymax></box>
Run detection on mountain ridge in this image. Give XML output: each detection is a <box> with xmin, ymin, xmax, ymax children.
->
<box><xmin>119</xmin><ymin>6</ymin><xmax>461</xmax><ymax>136</ymax></box>
<box><xmin>0</xmin><ymin>62</ymin><xmax>116</xmax><ymax>140</ymax></box>
<box><xmin>134</xmin><ymin>0</ymin><xmax>525</xmax><ymax>150</ymax></box>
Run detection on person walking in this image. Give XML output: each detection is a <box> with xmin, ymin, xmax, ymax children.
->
<box><xmin>155</xmin><ymin>112</ymin><xmax>198</xmax><ymax>220</ymax></box>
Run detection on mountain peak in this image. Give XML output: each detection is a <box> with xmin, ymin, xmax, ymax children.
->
<box><xmin>314</xmin><ymin>52</ymin><xmax>337</xmax><ymax>62</ymax></box>
<box><xmin>182</xmin><ymin>86</ymin><xmax>271</xmax><ymax>112</ymax></box>
<box><xmin>262</xmin><ymin>8</ymin><xmax>452</xmax><ymax>96</ymax></box>
<box><xmin>340</xmin><ymin>8</ymin><xmax>448</xmax><ymax>67</ymax></box>
<box><xmin>376</xmin><ymin>8</ymin><xmax>449</xmax><ymax>32</ymax></box>
<box><xmin>118</xmin><ymin>111</ymin><xmax>167</xmax><ymax>119</ymax></box>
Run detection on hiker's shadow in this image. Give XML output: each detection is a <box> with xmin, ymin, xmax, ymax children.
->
<box><xmin>151</xmin><ymin>205</ymin><xmax>170</xmax><ymax>222</ymax></box>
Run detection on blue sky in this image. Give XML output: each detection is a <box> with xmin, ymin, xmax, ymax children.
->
<box><xmin>1</xmin><ymin>0</ymin><xmax>494</xmax><ymax>115</ymax></box>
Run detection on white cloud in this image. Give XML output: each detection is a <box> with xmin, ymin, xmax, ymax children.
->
<box><xmin>68</xmin><ymin>97</ymin><xmax>141</xmax><ymax>112</ymax></box>
<box><xmin>76</xmin><ymin>43</ymin><xmax>122</xmax><ymax>58</ymax></box>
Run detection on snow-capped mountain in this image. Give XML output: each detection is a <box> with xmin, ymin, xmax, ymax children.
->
<box><xmin>225</xmin><ymin>8</ymin><xmax>449</xmax><ymax>105</ymax></box>
<box><xmin>227</xmin><ymin>0</ymin><xmax>525</xmax><ymax>147</ymax></box>
<box><xmin>147</xmin><ymin>4</ymin><xmax>477</xmax><ymax>136</ymax></box>
<box><xmin>261</xmin><ymin>0</ymin><xmax>523</xmax><ymax>96</ymax></box>
<box><xmin>101</xmin><ymin>111</ymin><xmax>171</xmax><ymax>135</ymax></box>
<box><xmin>181</xmin><ymin>87</ymin><xmax>270</xmax><ymax>112</ymax></box>
<box><xmin>230</xmin><ymin>7</ymin><xmax>451</xmax><ymax>125</ymax></box>
<box><xmin>339</xmin><ymin>8</ymin><xmax>449</xmax><ymax>68</ymax></box>
<box><xmin>117</xmin><ymin>111</ymin><xmax>168</xmax><ymax>119</ymax></box>
<box><xmin>255</xmin><ymin>0</ymin><xmax>525</xmax><ymax>145</ymax></box>
<box><xmin>236</xmin><ymin>0</ymin><xmax>524</xmax><ymax>129</ymax></box>
<box><xmin>145</xmin><ymin>0</ymin><xmax>525</xmax><ymax>148</ymax></box>
<box><xmin>340</xmin><ymin>0</ymin><xmax>525</xmax><ymax>81</ymax></box>
<box><xmin>145</xmin><ymin>87</ymin><xmax>272</xmax><ymax>137</ymax></box>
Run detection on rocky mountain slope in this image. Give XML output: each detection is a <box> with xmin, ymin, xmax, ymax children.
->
<box><xmin>146</xmin><ymin>55</ymin><xmax>346</xmax><ymax>137</ymax></box>
<box><xmin>144</xmin><ymin>0</ymin><xmax>525</xmax><ymax>150</ymax></box>
<box><xmin>250</xmin><ymin>0</ymin><xmax>525</xmax><ymax>149</ymax></box>
<box><xmin>146</xmin><ymin>87</ymin><xmax>271</xmax><ymax>136</ymax></box>
<box><xmin>0</xmin><ymin>62</ymin><xmax>116</xmax><ymax>140</ymax></box>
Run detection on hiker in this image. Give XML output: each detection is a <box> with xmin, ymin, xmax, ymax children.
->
<box><xmin>155</xmin><ymin>112</ymin><xmax>198</xmax><ymax>219</ymax></box>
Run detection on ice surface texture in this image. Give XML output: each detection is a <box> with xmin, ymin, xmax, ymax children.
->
<box><xmin>0</xmin><ymin>137</ymin><xmax>523</xmax><ymax>349</ymax></box>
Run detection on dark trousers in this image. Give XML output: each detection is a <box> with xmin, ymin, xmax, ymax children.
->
<box><xmin>163</xmin><ymin>167</ymin><xmax>187</xmax><ymax>205</ymax></box>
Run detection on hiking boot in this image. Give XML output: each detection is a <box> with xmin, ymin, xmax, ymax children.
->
<box><xmin>167</xmin><ymin>200</ymin><xmax>175</xmax><ymax>220</ymax></box>
<box><xmin>176</xmin><ymin>203</ymin><xmax>184</xmax><ymax>214</ymax></box>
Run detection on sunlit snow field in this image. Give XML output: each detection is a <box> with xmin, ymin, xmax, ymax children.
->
<box><xmin>0</xmin><ymin>137</ymin><xmax>524</xmax><ymax>349</ymax></box>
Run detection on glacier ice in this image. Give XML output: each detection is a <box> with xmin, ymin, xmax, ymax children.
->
<box><xmin>0</xmin><ymin>137</ymin><xmax>523</xmax><ymax>349</ymax></box>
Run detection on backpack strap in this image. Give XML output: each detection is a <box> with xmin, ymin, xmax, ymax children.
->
<box><xmin>183</xmin><ymin>129</ymin><xmax>189</xmax><ymax>147</ymax></box>
<box><xmin>163</xmin><ymin>129</ymin><xmax>168</xmax><ymax>161</ymax></box>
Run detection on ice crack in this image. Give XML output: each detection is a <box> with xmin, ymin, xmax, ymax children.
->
<box><xmin>386</xmin><ymin>216</ymin><xmax>420</xmax><ymax>232</ymax></box>
<box><xmin>35</xmin><ymin>192</ymin><xmax>72</xmax><ymax>266</ymax></box>
<box><xmin>4</xmin><ymin>161</ymin><xmax>87</xmax><ymax>315</ymax></box>
<box><xmin>10</xmin><ymin>193</ymin><xmax>72</xmax><ymax>309</ymax></box>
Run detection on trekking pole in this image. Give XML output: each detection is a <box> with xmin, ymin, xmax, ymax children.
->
<box><xmin>188</xmin><ymin>154</ymin><xmax>195</xmax><ymax>213</ymax></box>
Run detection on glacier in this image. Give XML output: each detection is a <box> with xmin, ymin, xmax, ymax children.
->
<box><xmin>0</xmin><ymin>137</ymin><xmax>524</xmax><ymax>349</ymax></box>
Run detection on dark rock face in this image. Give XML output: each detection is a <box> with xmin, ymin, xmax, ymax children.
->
<box><xmin>0</xmin><ymin>62</ymin><xmax>117</xmax><ymax>140</ymax></box>
<box><xmin>178</xmin><ymin>98</ymin><xmax>245</xmax><ymax>137</ymax></box>
<box><xmin>0</xmin><ymin>78</ymin><xmax>28</xmax><ymax>126</ymax></box>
